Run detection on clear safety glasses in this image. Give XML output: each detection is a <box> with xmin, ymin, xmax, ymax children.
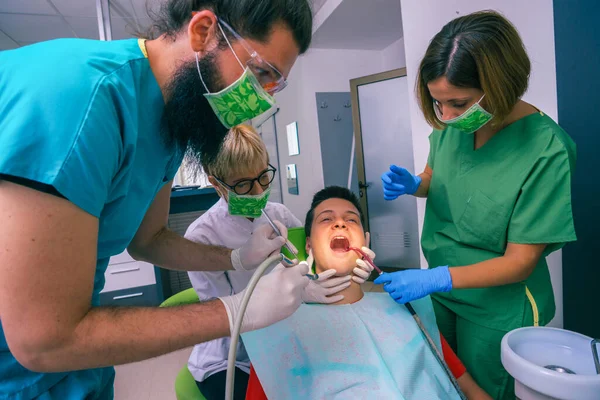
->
<box><xmin>218</xmin><ymin>18</ymin><xmax>288</xmax><ymax>95</ymax></box>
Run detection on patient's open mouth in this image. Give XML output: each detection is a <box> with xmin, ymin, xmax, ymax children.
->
<box><xmin>330</xmin><ymin>236</ymin><xmax>350</xmax><ymax>252</ymax></box>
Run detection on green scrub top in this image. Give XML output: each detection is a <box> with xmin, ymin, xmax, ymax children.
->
<box><xmin>0</xmin><ymin>38</ymin><xmax>183</xmax><ymax>399</ymax></box>
<box><xmin>422</xmin><ymin>111</ymin><xmax>576</xmax><ymax>331</ymax></box>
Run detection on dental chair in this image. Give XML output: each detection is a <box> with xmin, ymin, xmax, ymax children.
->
<box><xmin>282</xmin><ymin>227</ymin><xmax>309</xmax><ymax>263</ymax></box>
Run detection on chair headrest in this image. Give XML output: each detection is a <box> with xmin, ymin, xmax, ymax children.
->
<box><xmin>281</xmin><ymin>227</ymin><xmax>308</xmax><ymax>262</ymax></box>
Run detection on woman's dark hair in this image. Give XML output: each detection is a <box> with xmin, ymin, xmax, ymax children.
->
<box><xmin>146</xmin><ymin>0</ymin><xmax>313</xmax><ymax>54</ymax></box>
<box><xmin>304</xmin><ymin>186</ymin><xmax>364</xmax><ymax>237</ymax></box>
<box><xmin>417</xmin><ymin>10</ymin><xmax>530</xmax><ymax>128</ymax></box>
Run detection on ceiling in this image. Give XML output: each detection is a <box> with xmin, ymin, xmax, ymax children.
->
<box><xmin>0</xmin><ymin>0</ymin><xmax>163</xmax><ymax>50</ymax></box>
<box><xmin>0</xmin><ymin>0</ymin><xmax>328</xmax><ymax>51</ymax></box>
<box><xmin>311</xmin><ymin>0</ymin><xmax>403</xmax><ymax>50</ymax></box>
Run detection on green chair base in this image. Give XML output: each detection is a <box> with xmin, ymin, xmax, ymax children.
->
<box><xmin>160</xmin><ymin>288</ymin><xmax>205</xmax><ymax>399</ymax></box>
<box><xmin>175</xmin><ymin>365</ymin><xmax>206</xmax><ymax>400</ymax></box>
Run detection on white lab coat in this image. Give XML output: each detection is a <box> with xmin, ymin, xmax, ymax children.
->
<box><xmin>186</xmin><ymin>198</ymin><xmax>302</xmax><ymax>382</ymax></box>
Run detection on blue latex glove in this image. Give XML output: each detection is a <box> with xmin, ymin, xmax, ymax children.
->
<box><xmin>381</xmin><ymin>165</ymin><xmax>422</xmax><ymax>201</ymax></box>
<box><xmin>374</xmin><ymin>267</ymin><xmax>453</xmax><ymax>304</ymax></box>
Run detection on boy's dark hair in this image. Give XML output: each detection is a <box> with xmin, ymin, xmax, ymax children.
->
<box><xmin>147</xmin><ymin>0</ymin><xmax>313</xmax><ymax>54</ymax></box>
<box><xmin>304</xmin><ymin>186</ymin><xmax>364</xmax><ymax>237</ymax></box>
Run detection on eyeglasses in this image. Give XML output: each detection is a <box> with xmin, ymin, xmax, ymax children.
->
<box><xmin>215</xmin><ymin>164</ymin><xmax>277</xmax><ymax>195</ymax></box>
<box><xmin>218</xmin><ymin>18</ymin><xmax>288</xmax><ymax>95</ymax></box>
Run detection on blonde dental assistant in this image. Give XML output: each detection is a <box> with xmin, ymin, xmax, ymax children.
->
<box><xmin>376</xmin><ymin>11</ymin><xmax>577</xmax><ymax>399</ymax></box>
<box><xmin>0</xmin><ymin>0</ymin><xmax>314</xmax><ymax>399</ymax></box>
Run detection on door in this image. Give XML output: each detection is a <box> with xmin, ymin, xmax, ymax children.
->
<box><xmin>316</xmin><ymin>92</ymin><xmax>359</xmax><ymax>194</ymax></box>
<box><xmin>351</xmin><ymin>69</ymin><xmax>420</xmax><ymax>270</ymax></box>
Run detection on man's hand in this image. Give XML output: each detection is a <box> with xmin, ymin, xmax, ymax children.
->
<box><xmin>219</xmin><ymin>262</ymin><xmax>310</xmax><ymax>333</ymax></box>
<box><xmin>300</xmin><ymin>251</ymin><xmax>351</xmax><ymax>304</ymax></box>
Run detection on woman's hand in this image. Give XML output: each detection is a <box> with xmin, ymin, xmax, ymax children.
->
<box><xmin>374</xmin><ymin>267</ymin><xmax>453</xmax><ymax>303</ymax></box>
<box><xmin>381</xmin><ymin>165</ymin><xmax>422</xmax><ymax>200</ymax></box>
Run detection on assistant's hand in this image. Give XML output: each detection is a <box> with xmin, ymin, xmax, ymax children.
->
<box><xmin>300</xmin><ymin>251</ymin><xmax>352</xmax><ymax>304</ymax></box>
<box><xmin>381</xmin><ymin>165</ymin><xmax>422</xmax><ymax>200</ymax></box>
<box><xmin>231</xmin><ymin>220</ymin><xmax>298</xmax><ymax>270</ymax></box>
<box><xmin>219</xmin><ymin>262</ymin><xmax>309</xmax><ymax>334</ymax></box>
<box><xmin>352</xmin><ymin>232</ymin><xmax>376</xmax><ymax>284</ymax></box>
<box><xmin>374</xmin><ymin>266</ymin><xmax>452</xmax><ymax>304</ymax></box>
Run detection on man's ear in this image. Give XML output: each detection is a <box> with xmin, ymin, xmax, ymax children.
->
<box><xmin>188</xmin><ymin>10</ymin><xmax>219</xmax><ymax>53</ymax></box>
<box><xmin>305</xmin><ymin>237</ymin><xmax>311</xmax><ymax>254</ymax></box>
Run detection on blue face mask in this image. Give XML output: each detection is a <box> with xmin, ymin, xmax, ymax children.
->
<box><xmin>435</xmin><ymin>94</ymin><xmax>493</xmax><ymax>134</ymax></box>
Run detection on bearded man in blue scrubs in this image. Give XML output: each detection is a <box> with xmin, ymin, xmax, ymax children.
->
<box><xmin>0</xmin><ymin>1</ymin><xmax>318</xmax><ymax>398</ymax></box>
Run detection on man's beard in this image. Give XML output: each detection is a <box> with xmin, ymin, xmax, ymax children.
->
<box><xmin>161</xmin><ymin>51</ymin><xmax>228</xmax><ymax>173</ymax></box>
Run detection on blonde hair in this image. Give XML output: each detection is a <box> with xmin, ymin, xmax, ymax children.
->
<box><xmin>416</xmin><ymin>10</ymin><xmax>530</xmax><ymax>129</ymax></box>
<box><xmin>202</xmin><ymin>124</ymin><xmax>269</xmax><ymax>180</ymax></box>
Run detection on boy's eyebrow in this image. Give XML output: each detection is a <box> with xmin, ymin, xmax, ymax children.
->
<box><xmin>316</xmin><ymin>210</ymin><xmax>333</xmax><ymax>218</ymax></box>
<box><xmin>316</xmin><ymin>210</ymin><xmax>360</xmax><ymax>218</ymax></box>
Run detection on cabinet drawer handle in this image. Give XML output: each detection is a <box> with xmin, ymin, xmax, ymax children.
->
<box><xmin>110</xmin><ymin>267</ymin><xmax>141</xmax><ymax>275</ymax></box>
<box><xmin>113</xmin><ymin>292</ymin><xmax>143</xmax><ymax>300</ymax></box>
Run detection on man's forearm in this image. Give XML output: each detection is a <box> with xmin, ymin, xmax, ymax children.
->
<box><xmin>129</xmin><ymin>227</ymin><xmax>233</xmax><ymax>271</ymax></box>
<box><xmin>23</xmin><ymin>300</ymin><xmax>229</xmax><ymax>373</ymax></box>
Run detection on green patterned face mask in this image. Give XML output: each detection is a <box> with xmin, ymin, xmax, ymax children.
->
<box><xmin>434</xmin><ymin>94</ymin><xmax>493</xmax><ymax>134</ymax></box>
<box><xmin>227</xmin><ymin>187</ymin><xmax>271</xmax><ymax>218</ymax></box>
<box><xmin>195</xmin><ymin>22</ymin><xmax>276</xmax><ymax>129</ymax></box>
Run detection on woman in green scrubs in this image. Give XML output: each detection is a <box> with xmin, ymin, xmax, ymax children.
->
<box><xmin>375</xmin><ymin>11</ymin><xmax>576</xmax><ymax>399</ymax></box>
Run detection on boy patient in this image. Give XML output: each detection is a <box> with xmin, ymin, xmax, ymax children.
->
<box><xmin>244</xmin><ymin>186</ymin><xmax>491</xmax><ymax>400</ymax></box>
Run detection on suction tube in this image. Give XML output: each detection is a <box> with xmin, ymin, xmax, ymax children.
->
<box><xmin>225</xmin><ymin>253</ymin><xmax>284</xmax><ymax>400</ymax></box>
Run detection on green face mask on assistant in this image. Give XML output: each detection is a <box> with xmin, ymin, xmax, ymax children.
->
<box><xmin>226</xmin><ymin>187</ymin><xmax>271</xmax><ymax>218</ymax></box>
<box><xmin>434</xmin><ymin>94</ymin><xmax>493</xmax><ymax>134</ymax></box>
<box><xmin>195</xmin><ymin>23</ymin><xmax>276</xmax><ymax>129</ymax></box>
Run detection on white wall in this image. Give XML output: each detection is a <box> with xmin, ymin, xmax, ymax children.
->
<box><xmin>381</xmin><ymin>37</ymin><xmax>407</xmax><ymax>72</ymax></box>
<box><xmin>400</xmin><ymin>0</ymin><xmax>563</xmax><ymax>327</ymax></box>
<box><xmin>275</xmin><ymin>48</ymin><xmax>386</xmax><ymax>219</ymax></box>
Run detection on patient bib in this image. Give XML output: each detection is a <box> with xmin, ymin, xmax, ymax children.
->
<box><xmin>242</xmin><ymin>293</ymin><xmax>461</xmax><ymax>400</ymax></box>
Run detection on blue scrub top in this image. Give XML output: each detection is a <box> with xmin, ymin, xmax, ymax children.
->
<box><xmin>0</xmin><ymin>38</ymin><xmax>183</xmax><ymax>399</ymax></box>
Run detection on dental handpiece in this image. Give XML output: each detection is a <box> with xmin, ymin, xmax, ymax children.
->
<box><xmin>261</xmin><ymin>209</ymin><xmax>298</xmax><ymax>257</ymax></box>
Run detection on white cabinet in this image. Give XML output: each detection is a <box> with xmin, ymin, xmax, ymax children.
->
<box><xmin>99</xmin><ymin>250</ymin><xmax>159</xmax><ymax>306</ymax></box>
<box><xmin>102</xmin><ymin>260</ymin><xmax>156</xmax><ymax>293</ymax></box>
